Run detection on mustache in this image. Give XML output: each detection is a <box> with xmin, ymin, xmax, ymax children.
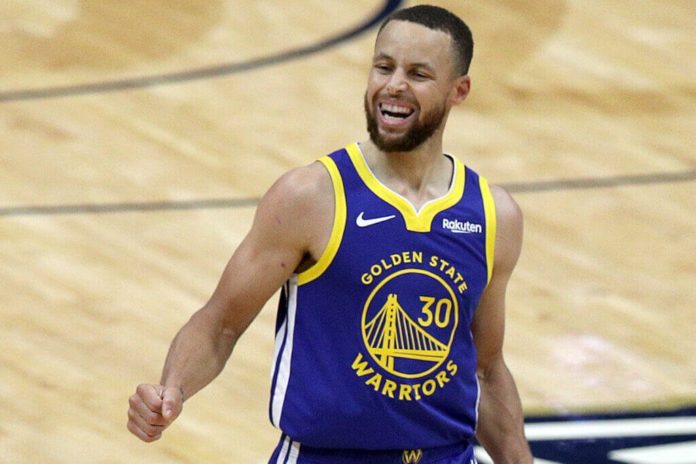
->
<box><xmin>364</xmin><ymin>91</ymin><xmax>417</xmax><ymax>109</ymax></box>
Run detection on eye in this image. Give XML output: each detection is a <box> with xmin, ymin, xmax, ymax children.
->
<box><xmin>410</xmin><ymin>70</ymin><xmax>430</xmax><ymax>80</ymax></box>
<box><xmin>374</xmin><ymin>63</ymin><xmax>392</xmax><ymax>74</ymax></box>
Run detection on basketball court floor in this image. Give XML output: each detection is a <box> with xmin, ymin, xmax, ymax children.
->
<box><xmin>1</xmin><ymin>1</ymin><xmax>694</xmax><ymax>462</ymax></box>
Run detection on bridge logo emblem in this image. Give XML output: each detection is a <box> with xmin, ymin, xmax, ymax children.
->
<box><xmin>361</xmin><ymin>269</ymin><xmax>459</xmax><ymax>379</ymax></box>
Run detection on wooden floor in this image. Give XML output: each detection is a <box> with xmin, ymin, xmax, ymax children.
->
<box><xmin>1</xmin><ymin>0</ymin><xmax>694</xmax><ymax>462</ymax></box>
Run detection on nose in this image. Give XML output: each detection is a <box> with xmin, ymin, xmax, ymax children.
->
<box><xmin>386</xmin><ymin>69</ymin><xmax>408</xmax><ymax>95</ymax></box>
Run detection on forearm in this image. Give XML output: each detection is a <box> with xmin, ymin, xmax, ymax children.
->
<box><xmin>160</xmin><ymin>307</ymin><xmax>238</xmax><ymax>400</ymax></box>
<box><xmin>476</xmin><ymin>357</ymin><xmax>532</xmax><ymax>463</ymax></box>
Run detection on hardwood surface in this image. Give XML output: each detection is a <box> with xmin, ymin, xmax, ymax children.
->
<box><xmin>1</xmin><ymin>1</ymin><xmax>694</xmax><ymax>462</ymax></box>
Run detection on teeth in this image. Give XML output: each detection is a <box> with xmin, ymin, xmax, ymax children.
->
<box><xmin>381</xmin><ymin>103</ymin><xmax>412</xmax><ymax>115</ymax></box>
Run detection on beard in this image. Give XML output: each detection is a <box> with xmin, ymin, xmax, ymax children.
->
<box><xmin>364</xmin><ymin>92</ymin><xmax>446</xmax><ymax>152</ymax></box>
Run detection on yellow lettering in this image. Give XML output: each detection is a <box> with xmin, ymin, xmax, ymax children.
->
<box><xmin>351</xmin><ymin>353</ymin><xmax>374</xmax><ymax>377</ymax></box>
<box><xmin>427</xmin><ymin>255</ymin><xmax>468</xmax><ymax>293</ymax></box>
<box><xmin>361</xmin><ymin>251</ymin><xmax>426</xmax><ymax>285</ymax></box>
<box><xmin>412</xmin><ymin>383</ymin><xmax>422</xmax><ymax>400</ymax></box>
<box><xmin>382</xmin><ymin>379</ymin><xmax>397</xmax><ymax>398</ymax></box>
<box><xmin>438</xmin><ymin>258</ymin><xmax>450</xmax><ymax>272</ymax></box>
<box><xmin>365</xmin><ymin>373</ymin><xmax>383</xmax><ymax>391</ymax></box>
<box><xmin>435</xmin><ymin>370</ymin><xmax>450</xmax><ymax>388</ymax></box>
<box><xmin>422</xmin><ymin>379</ymin><xmax>437</xmax><ymax>396</ymax></box>
<box><xmin>353</xmin><ymin>359</ymin><xmax>460</xmax><ymax>400</ymax></box>
<box><xmin>447</xmin><ymin>360</ymin><xmax>458</xmax><ymax>376</ymax></box>
<box><xmin>458</xmin><ymin>281</ymin><xmax>468</xmax><ymax>293</ymax></box>
<box><xmin>403</xmin><ymin>449</ymin><xmax>423</xmax><ymax>463</ymax></box>
<box><xmin>399</xmin><ymin>384</ymin><xmax>413</xmax><ymax>401</ymax></box>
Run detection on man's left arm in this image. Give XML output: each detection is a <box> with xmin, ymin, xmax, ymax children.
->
<box><xmin>472</xmin><ymin>185</ymin><xmax>533</xmax><ymax>463</ymax></box>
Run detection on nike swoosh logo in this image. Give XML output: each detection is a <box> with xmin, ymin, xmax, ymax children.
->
<box><xmin>356</xmin><ymin>212</ymin><xmax>396</xmax><ymax>227</ymax></box>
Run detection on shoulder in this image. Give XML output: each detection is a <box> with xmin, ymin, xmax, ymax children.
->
<box><xmin>490</xmin><ymin>184</ymin><xmax>523</xmax><ymax>231</ymax></box>
<box><xmin>250</xmin><ymin>160</ymin><xmax>335</xmax><ymax>254</ymax></box>
<box><xmin>489</xmin><ymin>184</ymin><xmax>523</xmax><ymax>273</ymax></box>
<box><xmin>259</xmin><ymin>160</ymin><xmax>334</xmax><ymax>216</ymax></box>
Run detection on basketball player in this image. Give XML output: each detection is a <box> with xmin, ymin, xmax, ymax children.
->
<box><xmin>128</xmin><ymin>5</ymin><xmax>532</xmax><ymax>463</ymax></box>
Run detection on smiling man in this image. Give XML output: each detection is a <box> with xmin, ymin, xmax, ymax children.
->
<box><xmin>128</xmin><ymin>5</ymin><xmax>532</xmax><ymax>463</ymax></box>
<box><xmin>365</xmin><ymin>18</ymin><xmax>460</xmax><ymax>153</ymax></box>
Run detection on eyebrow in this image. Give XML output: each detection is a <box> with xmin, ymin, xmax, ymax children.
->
<box><xmin>372</xmin><ymin>52</ymin><xmax>393</xmax><ymax>62</ymax></box>
<box><xmin>372</xmin><ymin>53</ymin><xmax>436</xmax><ymax>71</ymax></box>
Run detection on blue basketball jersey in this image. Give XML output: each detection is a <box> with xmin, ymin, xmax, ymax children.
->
<box><xmin>269</xmin><ymin>143</ymin><xmax>496</xmax><ymax>450</ymax></box>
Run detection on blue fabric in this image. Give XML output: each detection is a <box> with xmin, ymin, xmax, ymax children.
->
<box><xmin>270</xmin><ymin>145</ymin><xmax>491</xmax><ymax>450</ymax></box>
<box><xmin>269</xmin><ymin>435</ymin><xmax>477</xmax><ymax>463</ymax></box>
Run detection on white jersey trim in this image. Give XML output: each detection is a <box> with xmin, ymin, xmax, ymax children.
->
<box><xmin>270</xmin><ymin>275</ymin><xmax>299</xmax><ymax>427</ymax></box>
<box><xmin>275</xmin><ymin>436</ymin><xmax>301</xmax><ymax>464</ymax></box>
<box><xmin>288</xmin><ymin>440</ymin><xmax>301</xmax><ymax>463</ymax></box>
<box><xmin>275</xmin><ymin>436</ymin><xmax>290</xmax><ymax>463</ymax></box>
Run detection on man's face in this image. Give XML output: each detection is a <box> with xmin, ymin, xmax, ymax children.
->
<box><xmin>364</xmin><ymin>20</ymin><xmax>460</xmax><ymax>152</ymax></box>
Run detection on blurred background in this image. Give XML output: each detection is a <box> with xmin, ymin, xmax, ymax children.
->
<box><xmin>1</xmin><ymin>1</ymin><xmax>694</xmax><ymax>462</ymax></box>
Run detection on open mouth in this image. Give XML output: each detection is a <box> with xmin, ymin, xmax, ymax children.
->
<box><xmin>379</xmin><ymin>102</ymin><xmax>414</xmax><ymax>124</ymax></box>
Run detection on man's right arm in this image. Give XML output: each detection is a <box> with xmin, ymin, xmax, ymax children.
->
<box><xmin>127</xmin><ymin>162</ymin><xmax>334</xmax><ymax>442</ymax></box>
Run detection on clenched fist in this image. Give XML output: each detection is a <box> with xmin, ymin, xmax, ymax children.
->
<box><xmin>127</xmin><ymin>384</ymin><xmax>183</xmax><ymax>442</ymax></box>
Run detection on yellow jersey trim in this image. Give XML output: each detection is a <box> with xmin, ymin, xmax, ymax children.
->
<box><xmin>345</xmin><ymin>143</ymin><xmax>465</xmax><ymax>233</ymax></box>
<box><xmin>297</xmin><ymin>156</ymin><xmax>347</xmax><ymax>285</ymax></box>
<box><xmin>479</xmin><ymin>176</ymin><xmax>496</xmax><ymax>285</ymax></box>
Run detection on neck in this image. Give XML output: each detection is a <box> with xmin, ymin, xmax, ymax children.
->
<box><xmin>359</xmin><ymin>137</ymin><xmax>453</xmax><ymax>209</ymax></box>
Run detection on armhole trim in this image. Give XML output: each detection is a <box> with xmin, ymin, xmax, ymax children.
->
<box><xmin>480</xmin><ymin>176</ymin><xmax>496</xmax><ymax>285</ymax></box>
<box><xmin>297</xmin><ymin>156</ymin><xmax>346</xmax><ymax>285</ymax></box>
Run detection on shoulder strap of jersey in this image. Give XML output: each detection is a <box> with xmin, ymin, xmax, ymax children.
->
<box><xmin>479</xmin><ymin>175</ymin><xmax>496</xmax><ymax>285</ymax></box>
<box><xmin>296</xmin><ymin>155</ymin><xmax>347</xmax><ymax>285</ymax></box>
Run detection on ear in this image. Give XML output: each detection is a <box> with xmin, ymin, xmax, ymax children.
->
<box><xmin>449</xmin><ymin>75</ymin><xmax>471</xmax><ymax>106</ymax></box>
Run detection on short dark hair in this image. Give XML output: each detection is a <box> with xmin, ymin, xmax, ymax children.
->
<box><xmin>378</xmin><ymin>4</ymin><xmax>474</xmax><ymax>75</ymax></box>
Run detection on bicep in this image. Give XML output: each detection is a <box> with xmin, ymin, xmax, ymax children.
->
<box><xmin>206</xmin><ymin>225</ymin><xmax>303</xmax><ymax>336</ymax></box>
<box><xmin>203</xmin><ymin>165</ymin><xmax>331</xmax><ymax>337</ymax></box>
